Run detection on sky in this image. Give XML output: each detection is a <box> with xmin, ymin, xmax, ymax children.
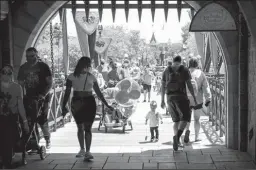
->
<box><xmin>52</xmin><ymin>1</ymin><xmax>191</xmax><ymax>43</ymax></box>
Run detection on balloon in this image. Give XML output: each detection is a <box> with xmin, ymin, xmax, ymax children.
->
<box><xmin>117</xmin><ymin>79</ymin><xmax>131</xmax><ymax>91</ymax></box>
<box><xmin>106</xmin><ymin>78</ymin><xmax>142</xmax><ymax>118</ymax></box>
<box><xmin>115</xmin><ymin>90</ymin><xmax>129</xmax><ymax>104</ymax></box>
<box><xmin>129</xmin><ymin>90</ymin><xmax>141</xmax><ymax>100</ymax></box>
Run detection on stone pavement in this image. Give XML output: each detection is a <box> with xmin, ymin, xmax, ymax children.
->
<box><xmin>12</xmin><ymin>92</ymin><xmax>256</xmax><ymax>169</ymax></box>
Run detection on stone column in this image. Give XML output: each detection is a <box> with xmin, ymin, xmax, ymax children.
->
<box><xmin>238</xmin><ymin>13</ymin><xmax>249</xmax><ymax>152</ymax></box>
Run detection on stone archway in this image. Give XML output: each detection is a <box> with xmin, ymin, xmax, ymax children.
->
<box><xmin>10</xmin><ymin>0</ymin><xmax>255</xmax><ymax>151</ymax></box>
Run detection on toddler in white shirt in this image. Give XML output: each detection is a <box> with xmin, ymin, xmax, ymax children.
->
<box><xmin>145</xmin><ymin>101</ymin><xmax>163</xmax><ymax>142</ymax></box>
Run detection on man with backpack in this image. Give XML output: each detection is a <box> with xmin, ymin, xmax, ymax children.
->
<box><xmin>161</xmin><ymin>55</ymin><xmax>198</xmax><ymax>151</ymax></box>
<box><xmin>184</xmin><ymin>57</ymin><xmax>211</xmax><ymax>143</ymax></box>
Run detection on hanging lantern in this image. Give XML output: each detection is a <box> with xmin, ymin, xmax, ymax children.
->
<box><xmin>98</xmin><ymin>24</ymin><xmax>103</xmax><ymax>37</ymax></box>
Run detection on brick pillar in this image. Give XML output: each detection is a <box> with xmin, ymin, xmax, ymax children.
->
<box><xmin>238</xmin><ymin>13</ymin><xmax>248</xmax><ymax>152</ymax></box>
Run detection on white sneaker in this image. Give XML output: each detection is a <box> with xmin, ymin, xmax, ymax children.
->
<box><xmin>84</xmin><ymin>152</ymin><xmax>94</xmax><ymax>161</ymax></box>
<box><xmin>76</xmin><ymin>149</ymin><xmax>86</xmax><ymax>157</ymax></box>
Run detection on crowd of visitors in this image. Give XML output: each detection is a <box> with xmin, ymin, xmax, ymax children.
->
<box><xmin>0</xmin><ymin>45</ymin><xmax>211</xmax><ymax>168</ymax></box>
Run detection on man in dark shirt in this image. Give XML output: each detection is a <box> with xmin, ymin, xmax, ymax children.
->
<box><xmin>107</xmin><ymin>62</ymin><xmax>120</xmax><ymax>88</ymax></box>
<box><xmin>161</xmin><ymin>55</ymin><xmax>198</xmax><ymax>151</ymax></box>
<box><xmin>17</xmin><ymin>47</ymin><xmax>53</xmax><ymax>150</ymax></box>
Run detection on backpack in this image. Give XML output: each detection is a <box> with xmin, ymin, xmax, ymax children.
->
<box><xmin>186</xmin><ymin>69</ymin><xmax>199</xmax><ymax>96</ymax></box>
<box><xmin>166</xmin><ymin>65</ymin><xmax>184</xmax><ymax>93</ymax></box>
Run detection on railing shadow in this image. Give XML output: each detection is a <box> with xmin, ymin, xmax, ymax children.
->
<box><xmin>200</xmin><ymin>120</ymin><xmax>224</xmax><ymax>145</ymax></box>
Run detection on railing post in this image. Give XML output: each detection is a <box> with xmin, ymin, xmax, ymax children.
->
<box><xmin>61</xmin><ymin>85</ymin><xmax>65</xmax><ymax>127</ymax></box>
<box><xmin>209</xmin><ymin>78</ymin><xmax>213</xmax><ymax>122</ymax></box>
<box><xmin>53</xmin><ymin>87</ymin><xmax>57</xmax><ymax>132</ymax></box>
<box><xmin>220</xmin><ymin>81</ymin><xmax>224</xmax><ymax>137</ymax></box>
<box><xmin>213</xmin><ymin>78</ymin><xmax>216</xmax><ymax>127</ymax></box>
<box><xmin>216</xmin><ymin>77</ymin><xmax>220</xmax><ymax>131</ymax></box>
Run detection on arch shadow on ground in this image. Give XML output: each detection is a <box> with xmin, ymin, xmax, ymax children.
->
<box><xmin>10</xmin><ymin>145</ymin><xmax>255</xmax><ymax>169</ymax></box>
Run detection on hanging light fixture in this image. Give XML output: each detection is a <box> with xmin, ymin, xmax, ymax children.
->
<box><xmin>98</xmin><ymin>24</ymin><xmax>103</xmax><ymax>37</ymax></box>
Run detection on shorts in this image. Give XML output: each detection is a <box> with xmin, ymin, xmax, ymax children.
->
<box><xmin>143</xmin><ymin>84</ymin><xmax>151</xmax><ymax>92</ymax></box>
<box><xmin>167</xmin><ymin>96</ymin><xmax>191</xmax><ymax>122</ymax></box>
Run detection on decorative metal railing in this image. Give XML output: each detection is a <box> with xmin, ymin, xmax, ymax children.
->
<box><xmin>205</xmin><ymin>73</ymin><xmax>226</xmax><ymax>137</ymax></box>
<box><xmin>38</xmin><ymin>85</ymin><xmax>72</xmax><ymax>138</ymax></box>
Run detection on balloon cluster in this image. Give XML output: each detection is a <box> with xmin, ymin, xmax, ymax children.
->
<box><xmin>114</xmin><ymin>79</ymin><xmax>141</xmax><ymax>118</ymax></box>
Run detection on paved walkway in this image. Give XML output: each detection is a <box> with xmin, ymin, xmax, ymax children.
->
<box><xmin>12</xmin><ymin>93</ymin><xmax>256</xmax><ymax>169</ymax></box>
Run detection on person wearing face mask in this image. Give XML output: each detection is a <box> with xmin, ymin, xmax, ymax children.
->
<box><xmin>96</xmin><ymin>59</ymin><xmax>104</xmax><ymax>74</ymax></box>
<box><xmin>61</xmin><ymin>56</ymin><xmax>113</xmax><ymax>161</ymax></box>
<box><xmin>107</xmin><ymin>62</ymin><xmax>120</xmax><ymax>88</ymax></box>
<box><xmin>141</xmin><ymin>66</ymin><xmax>153</xmax><ymax>102</ymax></box>
<box><xmin>120</xmin><ymin>60</ymin><xmax>130</xmax><ymax>80</ymax></box>
<box><xmin>17</xmin><ymin>47</ymin><xmax>53</xmax><ymax>151</ymax></box>
<box><xmin>0</xmin><ymin>65</ymin><xmax>29</xmax><ymax>169</ymax></box>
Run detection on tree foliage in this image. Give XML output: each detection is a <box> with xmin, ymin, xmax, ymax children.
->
<box><xmin>179</xmin><ymin>22</ymin><xmax>198</xmax><ymax>58</ymax></box>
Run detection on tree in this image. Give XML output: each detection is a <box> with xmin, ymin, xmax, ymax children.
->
<box><xmin>179</xmin><ymin>22</ymin><xmax>198</xmax><ymax>58</ymax></box>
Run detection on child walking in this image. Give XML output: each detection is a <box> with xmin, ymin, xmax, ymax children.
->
<box><xmin>145</xmin><ymin>101</ymin><xmax>163</xmax><ymax>142</ymax></box>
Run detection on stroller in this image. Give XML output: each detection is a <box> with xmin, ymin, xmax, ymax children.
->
<box><xmin>14</xmin><ymin>97</ymin><xmax>47</xmax><ymax>165</ymax></box>
<box><xmin>98</xmin><ymin>88</ymin><xmax>133</xmax><ymax>133</ymax></box>
<box><xmin>98</xmin><ymin>99</ymin><xmax>133</xmax><ymax>133</ymax></box>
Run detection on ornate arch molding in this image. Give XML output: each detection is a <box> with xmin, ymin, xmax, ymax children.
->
<box><xmin>237</xmin><ymin>1</ymin><xmax>256</xmax><ymax>41</ymax></box>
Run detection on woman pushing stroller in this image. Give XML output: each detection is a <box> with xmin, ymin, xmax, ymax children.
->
<box><xmin>0</xmin><ymin>65</ymin><xmax>29</xmax><ymax>169</ymax></box>
<box><xmin>62</xmin><ymin>57</ymin><xmax>113</xmax><ymax>161</ymax></box>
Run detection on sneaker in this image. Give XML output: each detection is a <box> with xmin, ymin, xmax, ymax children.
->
<box><xmin>46</xmin><ymin>140</ymin><xmax>51</xmax><ymax>149</ymax></box>
<box><xmin>84</xmin><ymin>152</ymin><xmax>94</xmax><ymax>161</ymax></box>
<box><xmin>76</xmin><ymin>149</ymin><xmax>86</xmax><ymax>157</ymax></box>
<box><xmin>184</xmin><ymin>130</ymin><xmax>190</xmax><ymax>143</ymax></box>
<box><xmin>143</xmin><ymin>100</ymin><xmax>146</xmax><ymax>103</ymax></box>
<box><xmin>173</xmin><ymin>136</ymin><xmax>178</xmax><ymax>151</ymax></box>
<box><xmin>150</xmin><ymin>138</ymin><xmax>154</xmax><ymax>142</ymax></box>
<box><xmin>155</xmin><ymin>138</ymin><xmax>159</xmax><ymax>142</ymax></box>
